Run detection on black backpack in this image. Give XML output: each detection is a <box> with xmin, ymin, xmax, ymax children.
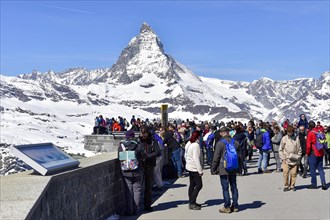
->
<box><xmin>255</xmin><ymin>132</ymin><xmax>263</xmax><ymax>149</ymax></box>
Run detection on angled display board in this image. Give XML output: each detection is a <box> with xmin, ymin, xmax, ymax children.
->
<box><xmin>11</xmin><ymin>142</ymin><xmax>80</xmax><ymax>176</ymax></box>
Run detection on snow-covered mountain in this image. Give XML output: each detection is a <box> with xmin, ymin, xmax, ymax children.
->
<box><xmin>1</xmin><ymin>23</ymin><xmax>329</xmax><ymax>166</ymax></box>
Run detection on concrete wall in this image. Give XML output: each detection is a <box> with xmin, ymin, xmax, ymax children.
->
<box><xmin>84</xmin><ymin>133</ymin><xmax>140</xmax><ymax>153</ymax></box>
<box><xmin>84</xmin><ymin>135</ymin><xmax>123</xmax><ymax>153</ymax></box>
<box><xmin>0</xmin><ymin>153</ymin><xmax>126</xmax><ymax>220</ymax></box>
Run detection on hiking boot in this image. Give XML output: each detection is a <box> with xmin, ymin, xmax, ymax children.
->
<box><xmin>283</xmin><ymin>187</ymin><xmax>290</xmax><ymax>192</ymax></box>
<box><xmin>307</xmin><ymin>185</ymin><xmax>317</xmax><ymax>189</ymax></box>
<box><xmin>263</xmin><ymin>170</ymin><xmax>272</xmax><ymax>173</ymax></box>
<box><xmin>230</xmin><ymin>206</ymin><xmax>239</xmax><ymax>212</ymax></box>
<box><xmin>302</xmin><ymin>174</ymin><xmax>307</xmax><ymax>178</ymax></box>
<box><xmin>322</xmin><ymin>184</ymin><xmax>327</xmax><ymax>190</ymax></box>
<box><xmin>258</xmin><ymin>169</ymin><xmax>263</xmax><ymax>174</ymax></box>
<box><xmin>189</xmin><ymin>203</ymin><xmax>201</xmax><ymax>210</ymax></box>
<box><xmin>219</xmin><ymin>207</ymin><xmax>231</xmax><ymax>213</ymax></box>
<box><xmin>290</xmin><ymin>187</ymin><xmax>296</xmax><ymax>191</ymax></box>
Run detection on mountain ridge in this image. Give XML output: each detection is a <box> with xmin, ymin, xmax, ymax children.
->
<box><xmin>1</xmin><ymin>22</ymin><xmax>329</xmax><ymax>151</ymax></box>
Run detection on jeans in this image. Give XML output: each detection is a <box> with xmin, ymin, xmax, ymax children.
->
<box><xmin>188</xmin><ymin>171</ymin><xmax>203</xmax><ymax>204</ymax></box>
<box><xmin>258</xmin><ymin>149</ymin><xmax>269</xmax><ymax>171</ymax></box>
<box><xmin>171</xmin><ymin>148</ymin><xmax>182</xmax><ymax>177</ymax></box>
<box><xmin>206</xmin><ymin>147</ymin><xmax>213</xmax><ymax>165</ymax></box>
<box><xmin>220</xmin><ymin>174</ymin><xmax>239</xmax><ymax>208</ymax></box>
<box><xmin>309</xmin><ymin>154</ymin><xmax>326</xmax><ymax>186</ymax></box>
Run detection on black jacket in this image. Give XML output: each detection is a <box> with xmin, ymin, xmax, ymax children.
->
<box><xmin>298</xmin><ymin>131</ymin><xmax>307</xmax><ymax>155</ymax></box>
<box><xmin>139</xmin><ymin>138</ymin><xmax>161</xmax><ymax>167</ymax></box>
<box><xmin>163</xmin><ymin>130</ymin><xmax>181</xmax><ymax>152</ymax></box>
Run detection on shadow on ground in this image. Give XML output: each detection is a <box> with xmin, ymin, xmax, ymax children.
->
<box><xmin>239</xmin><ymin>200</ymin><xmax>266</xmax><ymax>211</ymax></box>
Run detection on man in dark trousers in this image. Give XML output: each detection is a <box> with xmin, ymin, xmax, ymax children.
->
<box><xmin>139</xmin><ymin>126</ymin><xmax>161</xmax><ymax>211</ymax></box>
<box><xmin>211</xmin><ymin>126</ymin><xmax>241</xmax><ymax>214</ymax></box>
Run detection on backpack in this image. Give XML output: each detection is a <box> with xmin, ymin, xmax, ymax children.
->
<box><xmin>119</xmin><ymin>141</ymin><xmax>139</xmax><ymax>171</ymax></box>
<box><xmin>221</xmin><ymin>139</ymin><xmax>239</xmax><ymax>173</ymax></box>
<box><xmin>206</xmin><ymin>133</ymin><xmax>215</xmax><ymax>149</ymax></box>
<box><xmin>312</xmin><ymin>131</ymin><xmax>327</xmax><ymax>150</ymax></box>
<box><xmin>255</xmin><ymin>132</ymin><xmax>263</xmax><ymax>149</ymax></box>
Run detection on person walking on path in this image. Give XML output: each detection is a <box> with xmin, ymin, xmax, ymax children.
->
<box><xmin>185</xmin><ymin>130</ymin><xmax>204</xmax><ymax>210</ymax></box>
<box><xmin>279</xmin><ymin>125</ymin><xmax>302</xmax><ymax>192</ymax></box>
<box><xmin>306</xmin><ymin>121</ymin><xmax>327</xmax><ymax>190</ymax></box>
<box><xmin>211</xmin><ymin>126</ymin><xmax>240</xmax><ymax>214</ymax></box>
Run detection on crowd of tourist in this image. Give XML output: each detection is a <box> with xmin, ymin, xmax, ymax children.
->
<box><xmin>93</xmin><ymin>113</ymin><xmax>330</xmax><ymax>216</ymax></box>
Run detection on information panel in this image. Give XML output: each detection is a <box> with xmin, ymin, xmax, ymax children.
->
<box><xmin>11</xmin><ymin>142</ymin><xmax>80</xmax><ymax>176</ymax></box>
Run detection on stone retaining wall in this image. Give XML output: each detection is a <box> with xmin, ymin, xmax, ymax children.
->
<box><xmin>84</xmin><ymin>135</ymin><xmax>122</xmax><ymax>152</ymax></box>
<box><xmin>1</xmin><ymin>153</ymin><xmax>125</xmax><ymax>220</ymax></box>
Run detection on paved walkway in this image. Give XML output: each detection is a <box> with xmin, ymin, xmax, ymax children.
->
<box><xmin>121</xmin><ymin>155</ymin><xmax>330</xmax><ymax>220</ymax></box>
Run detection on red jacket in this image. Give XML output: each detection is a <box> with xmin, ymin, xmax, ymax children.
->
<box><xmin>306</xmin><ymin>128</ymin><xmax>325</xmax><ymax>157</ymax></box>
<box><xmin>316</xmin><ymin>125</ymin><xmax>324</xmax><ymax>133</ymax></box>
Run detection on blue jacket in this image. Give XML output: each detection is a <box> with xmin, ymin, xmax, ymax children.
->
<box><xmin>298</xmin><ymin>118</ymin><xmax>308</xmax><ymax>129</ymax></box>
<box><xmin>261</xmin><ymin>129</ymin><xmax>272</xmax><ymax>151</ymax></box>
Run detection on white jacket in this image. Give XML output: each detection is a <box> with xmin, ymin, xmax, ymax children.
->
<box><xmin>185</xmin><ymin>141</ymin><xmax>203</xmax><ymax>174</ymax></box>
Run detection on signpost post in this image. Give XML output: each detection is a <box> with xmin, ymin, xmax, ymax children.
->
<box><xmin>160</xmin><ymin>104</ymin><xmax>168</xmax><ymax>129</ymax></box>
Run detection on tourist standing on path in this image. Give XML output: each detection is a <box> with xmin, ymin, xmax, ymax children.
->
<box><xmin>297</xmin><ymin>125</ymin><xmax>308</xmax><ymax>178</ymax></box>
<box><xmin>306</xmin><ymin>121</ymin><xmax>327</xmax><ymax>190</ymax></box>
<box><xmin>118</xmin><ymin>130</ymin><xmax>144</xmax><ymax>216</ymax></box>
<box><xmin>163</xmin><ymin>124</ymin><xmax>183</xmax><ymax>178</ymax></box>
<box><xmin>257</xmin><ymin>122</ymin><xmax>272</xmax><ymax>173</ymax></box>
<box><xmin>211</xmin><ymin>126</ymin><xmax>240</xmax><ymax>214</ymax></box>
<box><xmin>279</xmin><ymin>125</ymin><xmax>302</xmax><ymax>191</ymax></box>
<box><xmin>139</xmin><ymin>126</ymin><xmax>161</xmax><ymax>211</ymax></box>
<box><xmin>233</xmin><ymin>125</ymin><xmax>248</xmax><ymax>175</ymax></box>
<box><xmin>151</xmin><ymin>128</ymin><xmax>164</xmax><ymax>191</ymax></box>
<box><xmin>185</xmin><ymin>130</ymin><xmax>204</xmax><ymax>210</ymax></box>
<box><xmin>272</xmin><ymin>125</ymin><xmax>283</xmax><ymax>172</ymax></box>
<box><xmin>324</xmin><ymin>125</ymin><xmax>330</xmax><ymax>166</ymax></box>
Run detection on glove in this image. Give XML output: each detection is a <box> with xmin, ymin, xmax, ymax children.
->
<box><xmin>211</xmin><ymin>170</ymin><xmax>219</xmax><ymax>175</ymax></box>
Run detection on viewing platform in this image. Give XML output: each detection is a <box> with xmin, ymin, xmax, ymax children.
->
<box><xmin>121</xmin><ymin>156</ymin><xmax>330</xmax><ymax>220</ymax></box>
<box><xmin>1</xmin><ymin>144</ymin><xmax>329</xmax><ymax>220</ymax></box>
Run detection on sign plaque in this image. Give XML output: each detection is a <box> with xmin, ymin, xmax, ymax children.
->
<box><xmin>11</xmin><ymin>142</ymin><xmax>80</xmax><ymax>176</ymax></box>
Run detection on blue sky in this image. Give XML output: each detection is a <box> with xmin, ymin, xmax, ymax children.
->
<box><xmin>1</xmin><ymin>1</ymin><xmax>329</xmax><ymax>82</ymax></box>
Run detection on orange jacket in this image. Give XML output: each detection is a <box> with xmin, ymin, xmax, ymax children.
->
<box><xmin>112</xmin><ymin>122</ymin><xmax>122</xmax><ymax>132</ymax></box>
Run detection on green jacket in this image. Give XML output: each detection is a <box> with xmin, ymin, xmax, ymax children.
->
<box><xmin>326</xmin><ymin>132</ymin><xmax>330</xmax><ymax>149</ymax></box>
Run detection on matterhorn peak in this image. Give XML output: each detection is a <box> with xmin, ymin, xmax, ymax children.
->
<box><xmin>140</xmin><ymin>22</ymin><xmax>154</xmax><ymax>34</ymax></box>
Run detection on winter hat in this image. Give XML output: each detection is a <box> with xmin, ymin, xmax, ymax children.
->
<box><xmin>125</xmin><ymin>130</ymin><xmax>135</xmax><ymax>139</ymax></box>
